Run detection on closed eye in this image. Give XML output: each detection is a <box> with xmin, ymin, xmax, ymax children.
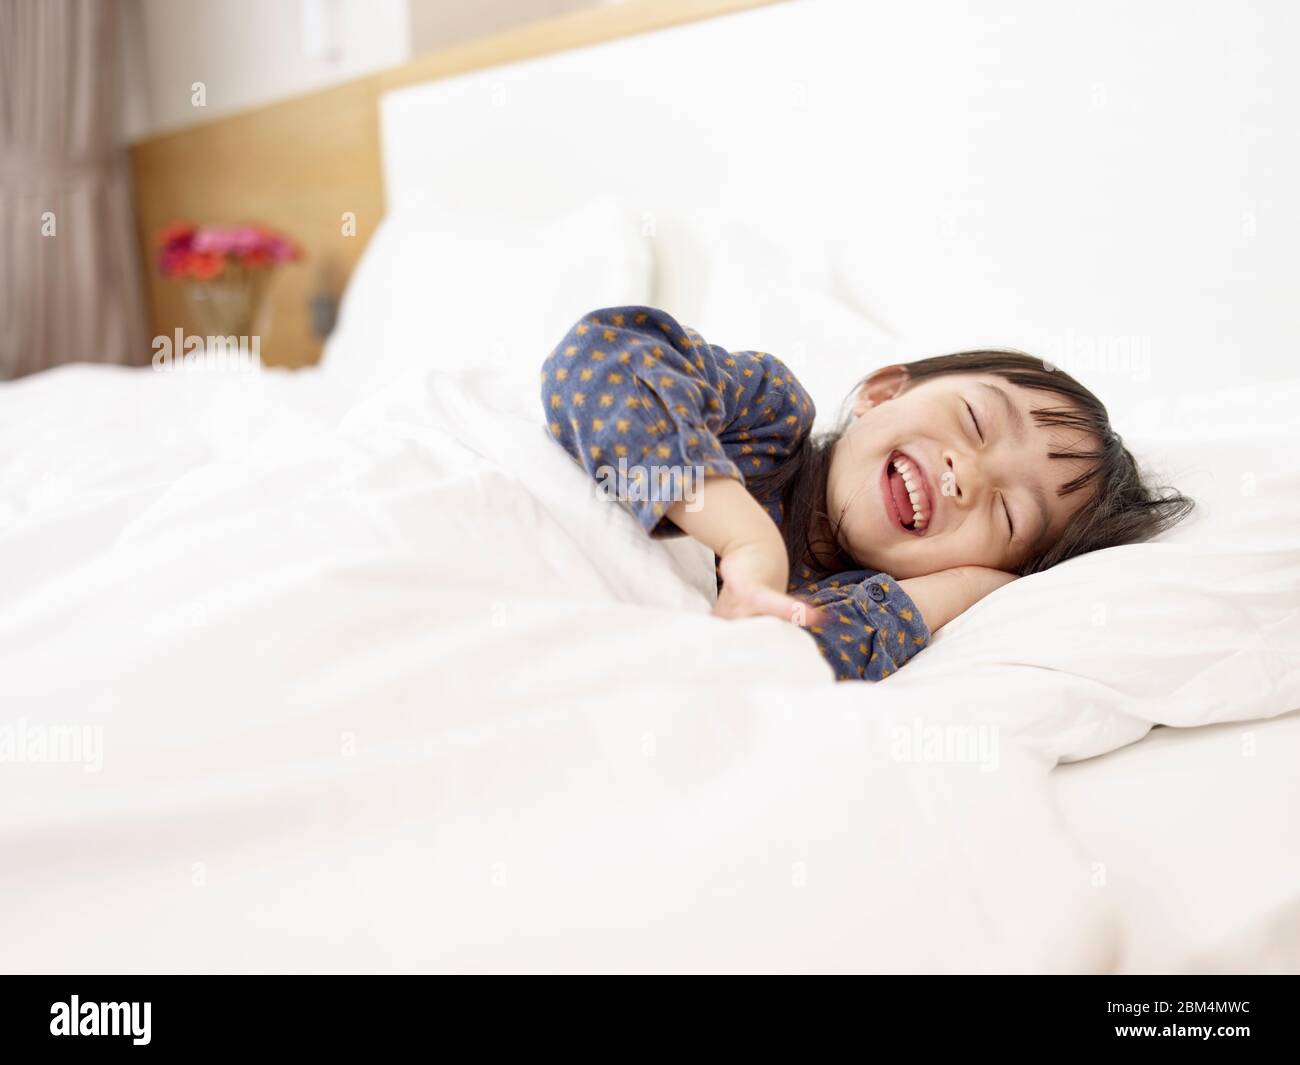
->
<box><xmin>1001</xmin><ymin>493</ymin><xmax>1014</xmax><ymax>539</ymax></box>
<box><xmin>964</xmin><ymin>400</ymin><xmax>983</xmax><ymax>443</ymax></box>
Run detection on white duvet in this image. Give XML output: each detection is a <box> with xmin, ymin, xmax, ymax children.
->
<box><xmin>0</xmin><ymin>363</ymin><xmax>1121</xmax><ymax>973</ymax></box>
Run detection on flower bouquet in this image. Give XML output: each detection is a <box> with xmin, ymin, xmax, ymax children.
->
<box><xmin>156</xmin><ymin>222</ymin><xmax>301</xmax><ymax>341</ymax></box>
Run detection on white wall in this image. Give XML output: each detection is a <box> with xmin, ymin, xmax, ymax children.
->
<box><xmin>124</xmin><ymin>0</ymin><xmax>408</xmax><ymax>139</ymax></box>
<box><xmin>409</xmin><ymin>0</ymin><xmax>598</xmax><ymax>57</ymax></box>
<box><xmin>122</xmin><ymin>0</ymin><xmax>607</xmax><ymax>141</ymax></box>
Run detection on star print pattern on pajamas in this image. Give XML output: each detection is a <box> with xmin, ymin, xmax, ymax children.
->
<box><xmin>540</xmin><ymin>305</ymin><xmax>931</xmax><ymax>682</ymax></box>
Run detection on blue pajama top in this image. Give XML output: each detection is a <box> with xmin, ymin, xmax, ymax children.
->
<box><xmin>540</xmin><ymin>305</ymin><xmax>932</xmax><ymax>682</ymax></box>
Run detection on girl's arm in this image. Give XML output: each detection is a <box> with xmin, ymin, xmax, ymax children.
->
<box><xmin>542</xmin><ymin>305</ymin><xmax>822</xmax><ymax>626</ymax></box>
<box><xmin>664</xmin><ymin>477</ymin><xmax>824</xmax><ymax>625</ymax></box>
<box><xmin>794</xmin><ymin>567</ymin><xmax>1014</xmax><ymax>681</ymax></box>
<box><xmin>897</xmin><ymin>567</ymin><xmax>1018</xmax><ymax>632</ymax></box>
<box><xmin>541</xmin><ymin>306</ymin><xmax>815</xmax><ymax>537</ymax></box>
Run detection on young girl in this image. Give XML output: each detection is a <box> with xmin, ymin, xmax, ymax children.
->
<box><xmin>540</xmin><ymin>305</ymin><xmax>1193</xmax><ymax>681</ymax></box>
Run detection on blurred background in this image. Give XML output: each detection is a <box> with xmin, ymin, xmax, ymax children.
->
<box><xmin>0</xmin><ymin>0</ymin><xmax>640</xmax><ymax>378</ymax></box>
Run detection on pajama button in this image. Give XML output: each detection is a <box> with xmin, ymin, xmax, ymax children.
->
<box><xmin>867</xmin><ymin>583</ymin><xmax>886</xmax><ymax>602</ymax></box>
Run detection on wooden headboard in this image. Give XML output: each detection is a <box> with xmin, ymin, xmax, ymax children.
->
<box><xmin>128</xmin><ymin>0</ymin><xmax>781</xmax><ymax>369</ymax></box>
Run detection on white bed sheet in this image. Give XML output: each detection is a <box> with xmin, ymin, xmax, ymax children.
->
<box><xmin>1054</xmin><ymin>709</ymin><xmax>1300</xmax><ymax>973</ymax></box>
<box><xmin>0</xmin><ymin>362</ymin><xmax>1115</xmax><ymax>973</ymax></box>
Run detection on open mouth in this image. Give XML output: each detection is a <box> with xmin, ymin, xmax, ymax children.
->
<box><xmin>880</xmin><ymin>450</ymin><xmax>933</xmax><ymax>536</ymax></box>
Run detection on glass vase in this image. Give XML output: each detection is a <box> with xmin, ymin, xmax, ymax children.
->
<box><xmin>183</xmin><ymin>267</ymin><xmax>274</xmax><ymax>347</ymax></box>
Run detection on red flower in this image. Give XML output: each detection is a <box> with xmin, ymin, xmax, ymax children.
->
<box><xmin>186</xmin><ymin>251</ymin><xmax>225</xmax><ymax>281</ymax></box>
<box><xmin>156</xmin><ymin>221</ymin><xmax>197</xmax><ymax>250</ymax></box>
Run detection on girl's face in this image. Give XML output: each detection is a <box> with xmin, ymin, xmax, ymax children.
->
<box><xmin>826</xmin><ymin>368</ymin><xmax>1100</xmax><ymax>579</ymax></box>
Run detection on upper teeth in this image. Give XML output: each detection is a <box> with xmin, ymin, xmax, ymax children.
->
<box><xmin>892</xmin><ymin>456</ymin><xmax>929</xmax><ymax>529</ymax></box>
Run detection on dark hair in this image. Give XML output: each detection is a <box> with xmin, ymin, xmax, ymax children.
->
<box><xmin>746</xmin><ymin>350</ymin><xmax>1194</xmax><ymax>577</ymax></box>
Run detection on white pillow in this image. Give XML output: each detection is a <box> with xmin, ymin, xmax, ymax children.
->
<box><xmin>692</xmin><ymin>218</ymin><xmax>1300</xmax><ymax>763</ymax></box>
<box><xmin>693</xmin><ymin>216</ymin><xmax>902</xmax><ymax>431</ymax></box>
<box><xmin>321</xmin><ymin>195</ymin><xmax>653</xmax><ymax>399</ymax></box>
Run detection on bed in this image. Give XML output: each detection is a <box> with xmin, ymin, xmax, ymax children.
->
<box><xmin>2</xmin><ymin>0</ymin><xmax>1297</xmax><ymax>973</ymax></box>
<box><xmin>1057</xmin><ymin>709</ymin><xmax>1300</xmax><ymax>974</ymax></box>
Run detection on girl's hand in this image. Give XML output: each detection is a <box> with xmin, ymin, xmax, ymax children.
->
<box><xmin>715</xmin><ymin>539</ymin><xmax>826</xmax><ymax>628</ymax></box>
<box><xmin>664</xmin><ymin>475</ymin><xmax>824</xmax><ymax>629</ymax></box>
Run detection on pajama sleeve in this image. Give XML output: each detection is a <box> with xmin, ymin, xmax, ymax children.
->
<box><xmin>540</xmin><ymin>305</ymin><xmax>815</xmax><ymax>536</ymax></box>
<box><xmin>792</xmin><ymin>568</ymin><xmax>933</xmax><ymax>682</ymax></box>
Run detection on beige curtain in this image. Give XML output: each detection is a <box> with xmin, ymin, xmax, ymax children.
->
<box><xmin>0</xmin><ymin>0</ymin><xmax>148</xmax><ymax>379</ymax></box>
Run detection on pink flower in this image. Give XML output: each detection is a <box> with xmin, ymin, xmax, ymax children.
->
<box><xmin>159</xmin><ymin>247</ymin><xmax>189</xmax><ymax>278</ymax></box>
<box><xmin>191</xmin><ymin>227</ymin><xmax>236</xmax><ymax>255</ymax></box>
<box><xmin>264</xmin><ymin>237</ymin><xmax>298</xmax><ymax>262</ymax></box>
<box><xmin>228</xmin><ymin>226</ymin><xmax>264</xmax><ymax>254</ymax></box>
